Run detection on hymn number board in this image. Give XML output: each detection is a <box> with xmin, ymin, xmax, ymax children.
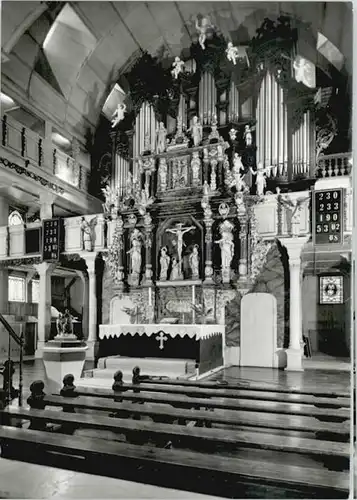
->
<box><xmin>314</xmin><ymin>189</ymin><xmax>343</xmax><ymax>245</ymax></box>
<box><xmin>42</xmin><ymin>219</ymin><xmax>62</xmax><ymax>261</ymax></box>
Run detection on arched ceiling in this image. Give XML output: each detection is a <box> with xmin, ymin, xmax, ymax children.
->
<box><xmin>1</xmin><ymin>1</ymin><xmax>352</xmax><ymax>146</ymax></box>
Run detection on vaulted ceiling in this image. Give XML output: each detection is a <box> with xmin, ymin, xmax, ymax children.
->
<box><xmin>1</xmin><ymin>1</ymin><xmax>352</xmax><ymax>147</ymax></box>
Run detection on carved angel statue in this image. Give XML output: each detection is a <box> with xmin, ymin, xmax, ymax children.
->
<box><xmin>250</xmin><ymin>163</ymin><xmax>273</xmax><ymax>197</ymax></box>
<box><xmin>81</xmin><ymin>216</ymin><xmax>97</xmax><ymax>252</ymax></box>
<box><xmin>156</xmin><ymin>122</ymin><xmax>167</xmax><ymax>153</ymax></box>
<box><xmin>315</xmin><ymin>114</ymin><xmax>337</xmax><ymax>164</ymax></box>
<box><xmin>111</xmin><ymin>103</ymin><xmax>126</xmax><ymax>128</ymax></box>
<box><xmin>195</xmin><ymin>16</ymin><xmax>214</xmax><ymax>50</ymax></box>
<box><xmin>280</xmin><ymin>194</ymin><xmax>310</xmax><ymax>236</ymax></box>
<box><xmin>121</xmin><ymin>305</ymin><xmax>138</xmax><ymax>324</ymax></box>
<box><xmin>136</xmin><ymin>188</ymin><xmax>154</xmax><ymax>216</ymax></box>
<box><xmin>229</xmin><ymin>128</ymin><xmax>237</xmax><ymax>142</ymax></box>
<box><xmin>171</xmin><ymin>56</ymin><xmax>185</xmax><ymax>79</ymax></box>
<box><xmin>244</xmin><ymin>124</ymin><xmax>255</xmax><ymax>147</ymax></box>
<box><xmin>188</xmin><ymin>116</ymin><xmax>203</xmax><ymax>147</ymax></box>
<box><xmin>101</xmin><ymin>185</ymin><xmax>116</xmax><ymax>213</ymax></box>
<box><xmin>226</xmin><ymin>42</ymin><xmax>240</xmax><ymax>65</ymax></box>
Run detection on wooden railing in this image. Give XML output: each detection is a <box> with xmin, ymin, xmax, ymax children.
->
<box><xmin>315</xmin><ymin>153</ymin><xmax>351</xmax><ymax>178</ymax></box>
<box><xmin>0</xmin><ymin>114</ymin><xmax>89</xmax><ymax>190</ymax></box>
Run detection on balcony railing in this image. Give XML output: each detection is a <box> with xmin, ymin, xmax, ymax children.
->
<box><xmin>0</xmin><ymin>114</ymin><xmax>89</xmax><ymax>191</ymax></box>
<box><xmin>316</xmin><ymin>153</ymin><xmax>352</xmax><ymax>178</ymax></box>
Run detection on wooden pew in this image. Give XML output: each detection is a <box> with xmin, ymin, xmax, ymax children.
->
<box><xmin>75</xmin><ymin>387</ymin><xmax>350</xmax><ymax>421</ymax></box>
<box><xmin>2</xmin><ymin>406</ymin><xmax>350</xmax><ymax>469</ymax></box>
<box><xmin>0</xmin><ymin>426</ymin><xmax>349</xmax><ymax>498</ymax></box>
<box><xmin>143</xmin><ymin>377</ymin><xmax>350</xmax><ymax>398</ymax></box>
<box><xmin>43</xmin><ymin>395</ymin><xmax>350</xmax><ymax>437</ymax></box>
<box><xmin>78</xmin><ymin>383</ymin><xmax>350</xmax><ymax>408</ymax></box>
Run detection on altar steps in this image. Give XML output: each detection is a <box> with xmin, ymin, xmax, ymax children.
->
<box><xmin>81</xmin><ymin>356</ymin><xmax>195</xmax><ymax>386</ymax></box>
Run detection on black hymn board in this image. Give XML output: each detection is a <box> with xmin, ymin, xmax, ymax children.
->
<box><xmin>42</xmin><ymin>218</ymin><xmax>62</xmax><ymax>261</ymax></box>
<box><xmin>313</xmin><ymin>189</ymin><xmax>343</xmax><ymax>245</ymax></box>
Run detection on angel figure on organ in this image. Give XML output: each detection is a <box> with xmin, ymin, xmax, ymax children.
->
<box><xmin>127</xmin><ymin>229</ymin><xmax>142</xmax><ymax>275</ymax></box>
<box><xmin>111</xmin><ymin>104</ymin><xmax>126</xmax><ymax>128</ymax></box>
<box><xmin>226</xmin><ymin>42</ymin><xmax>240</xmax><ymax>65</ymax></box>
<box><xmin>159</xmin><ymin>246</ymin><xmax>170</xmax><ymax>281</ymax></box>
<box><xmin>244</xmin><ymin>124</ymin><xmax>255</xmax><ymax>147</ymax></box>
<box><xmin>156</xmin><ymin>122</ymin><xmax>167</xmax><ymax>153</ymax></box>
<box><xmin>171</xmin><ymin>57</ymin><xmax>185</xmax><ymax>79</ymax></box>
<box><xmin>188</xmin><ymin>116</ymin><xmax>203</xmax><ymax>147</ymax></box>
<box><xmin>250</xmin><ymin>163</ymin><xmax>272</xmax><ymax>196</ymax></box>
<box><xmin>195</xmin><ymin>16</ymin><xmax>214</xmax><ymax>50</ymax></box>
<box><xmin>189</xmin><ymin>245</ymin><xmax>200</xmax><ymax>278</ymax></box>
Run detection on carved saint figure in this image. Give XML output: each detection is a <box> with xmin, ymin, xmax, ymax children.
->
<box><xmin>81</xmin><ymin>217</ymin><xmax>96</xmax><ymax>252</ymax></box>
<box><xmin>215</xmin><ymin>222</ymin><xmax>234</xmax><ymax>272</ymax></box>
<box><xmin>156</xmin><ymin>122</ymin><xmax>167</xmax><ymax>153</ymax></box>
<box><xmin>158</xmin><ymin>158</ymin><xmax>167</xmax><ymax>191</ymax></box>
<box><xmin>244</xmin><ymin>124</ymin><xmax>255</xmax><ymax>147</ymax></box>
<box><xmin>189</xmin><ymin>116</ymin><xmax>203</xmax><ymax>147</ymax></box>
<box><xmin>250</xmin><ymin>163</ymin><xmax>272</xmax><ymax>196</ymax></box>
<box><xmin>189</xmin><ymin>245</ymin><xmax>200</xmax><ymax>278</ymax></box>
<box><xmin>190</xmin><ymin>151</ymin><xmax>201</xmax><ymax>185</ymax></box>
<box><xmin>195</xmin><ymin>16</ymin><xmax>214</xmax><ymax>50</ymax></box>
<box><xmin>111</xmin><ymin>104</ymin><xmax>126</xmax><ymax>128</ymax></box>
<box><xmin>171</xmin><ymin>56</ymin><xmax>185</xmax><ymax>79</ymax></box>
<box><xmin>166</xmin><ymin>223</ymin><xmax>194</xmax><ymax>265</ymax></box>
<box><xmin>170</xmin><ymin>257</ymin><xmax>180</xmax><ymax>281</ymax></box>
<box><xmin>226</xmin><ymin>42</ymin><xmax>240</xmax><ymax>65</ymax></box>
<box><xmin>232</xmin><ymin>153</ymin><xmax>246</xmax><ymax>192</ymax></box>
<box><xmin>159</xmin><ymin>246</ymin><xmax>170</xmax><ymax>281</ymax></box>
<box><xmin>127</xmin><ymin>229</ymin><xmax>142</xmax><ymax>275</ymax></box>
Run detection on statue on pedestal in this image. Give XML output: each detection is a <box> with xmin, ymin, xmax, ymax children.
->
<box><xmin>81</xmin><ymin>217</ymin><xmax>96</xmax><ymax>252</ymax></box>
<box><xmin>170</xmin><ymin>257</ymin><xmax>180</xmax><ymax>281</ymax></box>
<box><xmin>159</xmin><ymin>246</ymin><xmax>170</xmax><ymax>281</ymax></box>
<box><xmin>250</xmin><ymin>163</ymin><xmax>272</xmax><ymax>196</ymax></box>
<box><xmin>127</xmin><ymin>229</ymin><xmax>142</xmax><ymax>284</ymax></box>
<box><xmin>215</xmin><ymin>220</ymin><xmax>234</xmax><ymax>283</ymax></box>
<box><xmin>156</xmin><ymin>122</ymin><xmax>167</xmax><ymax>153</ymax></box>
<box><xmin>190</xmin><ymin>151</ymin><xmax>201</xmax><ymax>186</ymax></box>
<box><xmin>55</xmin><ymin>309</ymin><xmax>76</xmax><ymax>339</ymax></box>
<box><xmin>188</xmin><ymin>116</ymin><xmax>203</xmax><ymax>147</ymax></box>
<box><xmin>158</xmin><ymin>157</ymin><xmax>168</xmax><ymax>191</ymax></box>
<box><xmin>244</xmin><ymin>124</ymin><xmax>255</xmax><ymax>147</ymax></box>
<box><xmin>189</xmin><ymin>245</ymin><xmax>200</xmax><ymax>279</ymax></box>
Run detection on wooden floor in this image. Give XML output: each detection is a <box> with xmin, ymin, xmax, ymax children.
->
<box><xmin>1</xmin><ymin>360</ymin><xmax>354</xmax><ymax>499</ymax></box>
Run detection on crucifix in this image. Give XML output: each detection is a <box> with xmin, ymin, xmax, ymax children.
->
<box><xmin>156</xmin><ymin>331</ymin><xmax>168</xmax><ymax>350</ymax></box>
<box><xmin>166</xmin><ymin>223</ymin><xmax>194</xmax><ymax>276</ymax></box>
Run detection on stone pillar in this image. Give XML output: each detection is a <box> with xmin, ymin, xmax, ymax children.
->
<box><xmin>280</xmin><ymin>236</ymin><xmax>309</xmax><ymax>371</ymax></box>
<box><xmin>203</xmin><ymin>217</ymin><xmax>214</xmax><ymax>284</ymax></box>
<box><xmin>34</xmin><ymin>262</ymin><xmax>56</xmax><ymax>357</ymax></box>
<box><xmin>83</xmin><ymin>253</ymin><xmax>98</xmax><ymax>359</ymax></box>
<box><xmin>76</xmin><ymin>270</ymin><xmax>89</xmax><ymax>340</ymax></box>
<box><xmin>39</xmin><ymin>192</ymin><xmax>55</xmax><ymax>220</ymax></box>
<box><xmin>0</xmin><ymin>196</ymin><xmax>9</xmax><ymax>225</ymax></box>
<box><xmin>0</xmin><ymin>268</ymin><xmax>9</xmax><ymax>314</ymax></box>
<box><xmin>143</xmin><ymin>213</ymin><xmax>153</xmax><ymax>286</ymax></box>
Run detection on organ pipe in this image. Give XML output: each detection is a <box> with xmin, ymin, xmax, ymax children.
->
<box><xmin>114</xmin><ymin>154</ymin><xmax>130</xmax><ymax>198</ymax></box>
<box><xmin>198</xmin><ymin>72</ymin><xmax>217</xmax><ymax>124</ymax></box>
<box><xmin>228</xmin><ymin>81</ymin><xmax>239</xmax><ymax>122</ymax></box>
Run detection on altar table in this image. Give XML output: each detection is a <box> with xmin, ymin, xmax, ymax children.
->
<box><xmin>98</xmin><ymin>324</ymin><xmax>224</xmax><ymax>375</ymax></box>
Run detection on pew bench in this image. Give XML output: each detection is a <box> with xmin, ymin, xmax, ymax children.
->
<box><xmin>146</xmin><ymin>378</ymin><xmax>350</xmax><ymax>398</ymax></box>
<box><xmin>78</xmin><ymin>383</ymin><xmax>350</xmax><ymax>408</ymax></box>
<box><xmin>75</xmin><ymin>388</ymin><xmax>350</xmax><ymax>421</ymax></box>
<box><xmin>1</xmin><ymin>405</ymin><xmax>350</xmax><ymax>470</ymax></box>
<box><xmin>42</xmin><ymin>395</ymin><xmax>351</xmax><ymax>438</ymax></box>
<box><xmin>0</xmin><ymin>426</ymin><xmax>349</xmax><ymax>498</ymax></box>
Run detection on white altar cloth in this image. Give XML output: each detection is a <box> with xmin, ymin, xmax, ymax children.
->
<box><xmin>99</xmin><ymin>324</ymin><xmax>224</xmax><ymax>340</ymax></box>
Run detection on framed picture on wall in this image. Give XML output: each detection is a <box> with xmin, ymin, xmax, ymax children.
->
<box><xmin>319</xmin><ymin>275</ymin><xmax>344</xmax><ymax>304</ymax></box>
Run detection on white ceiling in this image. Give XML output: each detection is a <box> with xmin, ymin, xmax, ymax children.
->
<box><xmin>1</xmin><ymin>1</ymin><xmax>352</xmax><ymax>145</ymax></box>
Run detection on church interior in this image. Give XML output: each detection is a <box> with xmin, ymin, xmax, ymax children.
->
<box><xmin>0</xmin><ymin>1</ymin><xmax>354</xmax><ymax>498</ymax></box>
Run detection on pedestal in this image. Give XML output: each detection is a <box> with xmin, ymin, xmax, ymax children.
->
<box><xmin>286</xmin><ymin>348</ymin><xmax>304</xmax><ymax>372</ymax></box>
<box><xmin>42</xmin><ymin>340</ymin><xmax>88</xmax><ymax>391</ymax></box>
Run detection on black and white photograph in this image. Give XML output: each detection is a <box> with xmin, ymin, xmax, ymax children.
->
<box><xmin>0</xmin><ymin>1</ymin><xmax>354</xmax><ymax>498</ymax></box>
